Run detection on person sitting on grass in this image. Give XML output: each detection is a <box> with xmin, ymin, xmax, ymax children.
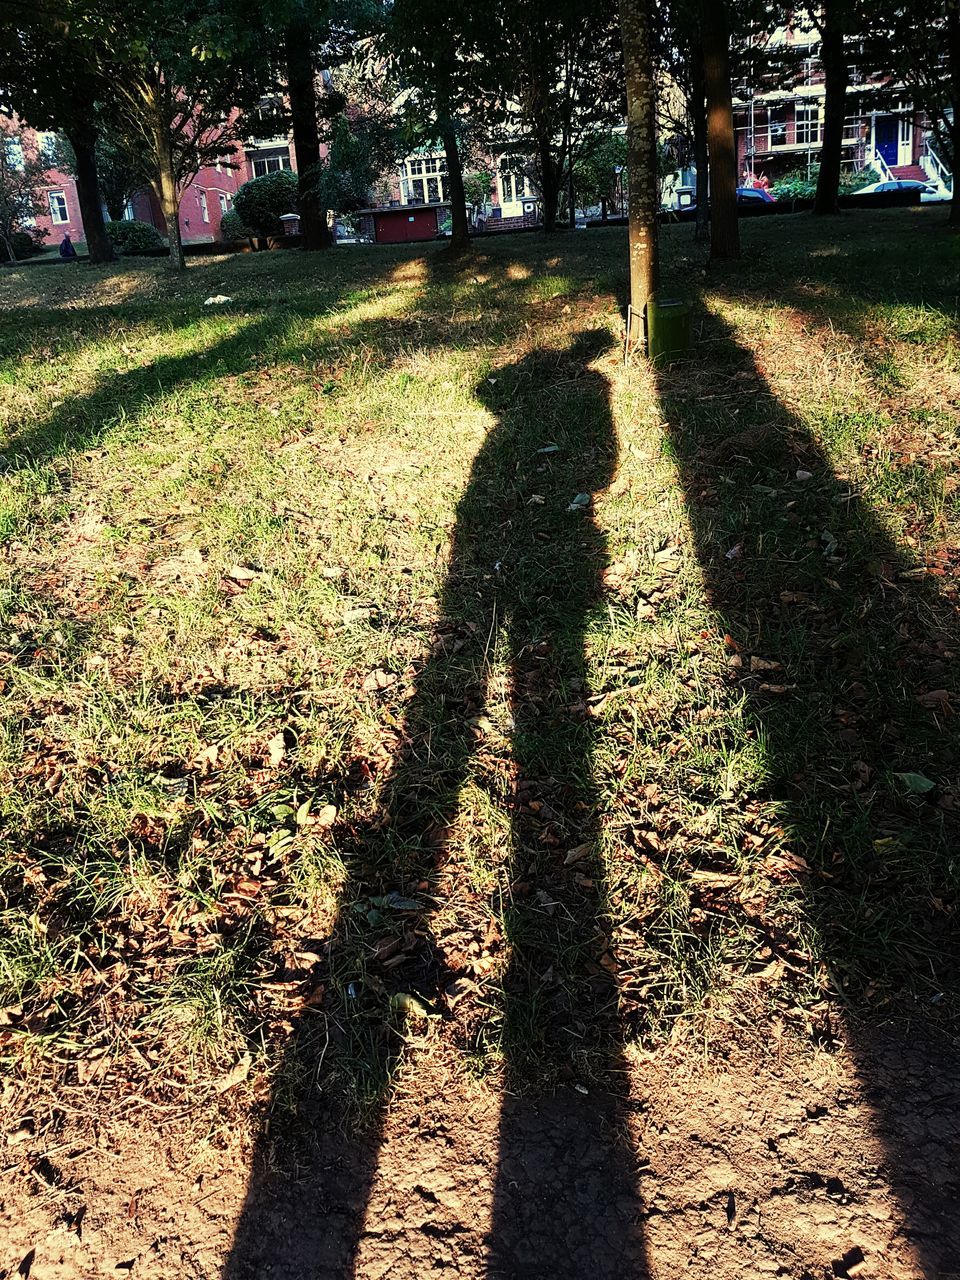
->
<box><xmin>59</xmin><ymin>233</ymin><xmax>78</xmax><ymax>260</ymax></box>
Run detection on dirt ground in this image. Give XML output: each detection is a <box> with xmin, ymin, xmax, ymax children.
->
<box><xmin>3</xmin><ymin>1022</ymin><xmax>958</xmax><ymax>1280</ymax></box>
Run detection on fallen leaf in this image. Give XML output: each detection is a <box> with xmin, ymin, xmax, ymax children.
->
<box><xmin>750</xmin><ymin>656</ymin><xmax>783</xmax><ymax>673</ymax></box>
<box><xmin>894</xmin><ymin>771</ymin><xmax>936</xmax><ymax>795</ymax></box>
<box><xmin>391</xmin><ymin>991</ymin><xmax>441</xmax><ymax>1019</ymax></box>
<box><xmin>266</xmin><ymin>732</ymin><xmax>286</xmax><ymax>767</ymax></box>
<box><xmin>916</xmin><ymin>689</ymin><xmax>952</xmax><ymax>713</ymax></box>
<box><xmin>214</xmin><ymin>1052</ymin><xmax>252</xmax><ymax>1094</ymax></box>
<box><xmin>564</xmin><ymin>842</ymin><xmax>592</xmax><ymax>866</ymax></box>
<box><xmin>362</xmin><ymin>669</ymin><xmax>397</xmax><ymax>693</ymax></box>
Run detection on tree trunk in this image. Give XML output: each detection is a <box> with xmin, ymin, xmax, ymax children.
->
<box><xmin>285</xmin><ymin>16</ymin><xmax>331</xmax><ymax>251</ymax></box>
<box><xmin>691</xmin><ymin>37</ymin><xmax>710</xmax><ymax>243</ymax></box>
<box><xmin>948</xmin><ymin>5</ymin><xmax>960</xmax><ymax>227</ymax></box>
<box><xmin>700</xmin><ymin>0</ymin><xmax>739</xmax><ymax>259</ymax></box>
<box><xmin>537</xmin><ymin>134</ymin><xmax>561</xmax><ymax>231</ymax></box>
<box><xmin>66</xmin><ymin>123</ymin><xmax>116</xmax><ymax>264</ymax></box>
<box><xmin>619</xmin><ymin>0</ymin><xmax>660</xmax><ymax>319</ymax></box>
<box><xmin>568</xmin><ymin>163</ymin><xmax>576</xmax><ymax>226</ymax></box>
<box><xmin>155</xmin><ymin>126</ymin><xmax>184</xmax><ymax>272</ymax></box>
<box><xmin>814</xmin><ymin>4</ymin><xmax>848</xmax><ymax>216</ymax></box>
<box><xmin>441</xmin><ymin>123</ymin><xmax>470</xmax><ymax>253</ymax></box>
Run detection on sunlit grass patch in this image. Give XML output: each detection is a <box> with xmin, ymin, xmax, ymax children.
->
<box><xmin>0</xmin><ymin>209</ymin><xmax>957</xmax><ymax>1122</ymax></box>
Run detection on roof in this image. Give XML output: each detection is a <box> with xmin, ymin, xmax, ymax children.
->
<box><xmin>353</xmin><ymin>203</ymin><xmax>450</xmax><ymax>215</ymax></box>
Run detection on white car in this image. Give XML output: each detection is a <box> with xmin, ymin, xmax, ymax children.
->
<box><xmin>857</xmin><ymin>178</ymin><xmax>946</xmax><ymax>202</ymax></box>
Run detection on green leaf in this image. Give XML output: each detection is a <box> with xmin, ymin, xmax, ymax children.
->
<box><xmin>894</xmin><ymin>771</ymin><xmax>936</xmax><ymax>795</ymax></box>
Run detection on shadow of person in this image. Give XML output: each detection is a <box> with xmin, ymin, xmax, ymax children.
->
<box><xmin>652</xmin><ymin>299</ymin><xmax>960</xmax><ymax>1278</ymax></box>
<box><xmin>223</xmin><ymin>329</ymin><xmax>649</xmax><ymax>1279</ymax></box>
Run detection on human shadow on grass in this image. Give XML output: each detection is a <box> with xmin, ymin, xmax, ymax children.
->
<box><xmin>653</xmin><ymin>301</ymin><xmax>960</xmax><ymax>1277</ymax></box>
<box><xmin>223</xmin><ymin>330</ymin><xmax>649</xmax><ymax>1280</ymax></box>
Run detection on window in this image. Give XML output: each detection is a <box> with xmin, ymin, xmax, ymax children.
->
<box><xmin>48</xmin><ymin>190</ymin><xmax>68</xmax><ymax>223</ymax></box>
<box><xmin>3</xmin><ymin>137</ymin><xmax>24</xmax><ymax>170</ymax></box>
<box><xmin>769</xmin><ymin>106</ymin><xmax>787</xmax><ymax>146</ymax></box>
<box><xmin>796</xmin><ymin>103</ymin><xmax>821</xmax><ymax>146</ymax></box>
<box><xmin>408</xmin><ymin>159</ymin><xmax>424</xmax><ymax>176</ymax></box>
<box><xmin>36</xmin><ymin>132</ymin><xmax>60</xmax><ymax>164</ymax></box>
<box><xmin>218</xmin><ymin>192</ymin><xmax>229</xmax><ymax>214</ymax></box>
<box><xmin>498</xmin><ymin>162</ymin><xmax>529</xmax><ymax>204</ymax></box>
<box><xmin>251</xmin><ymin>153</ymin><xmax>291</xmax><ymax>177</ymax></box>
<box><xmin>199</xmin><ymin>191</ymin><xmax>210</xmax><ymax>222</ymax></box>
<box><xmin>405</xmin><ymin>173</ymin><xmax>447</xmax><ymax>204</ymax></box>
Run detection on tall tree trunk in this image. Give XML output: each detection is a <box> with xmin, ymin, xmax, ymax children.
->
<box><xmin>691</xmin><ymin>35</ymin><xmax>710</xmax><ymax>243</ymax></box>
<box><xmin>441</xmin><ymin>122</ymin><xmax>470</xmax><ymax>254</ymax></box>
<box><xmin>154</xmin><ymin>125</ymin><xmax>184</xmax><ymax>272</ymax></box>
<box><xmin>948</xmin><ymin>4</ymin><xmax>960</xmax><ymax>228</ymax></box>
<box><xmin>568</xmin><ymin>162</ymin><xmax>576</xmax><ymax>226</ymax></box>
<box><xmin>66</xmin><ymin>123</ymin><xmax>116</xmax><ymax>264</ymax></box>
<box><xmin>619</xmin><ymin>0</ymin><xmax>660</xmax><ymax>321</ymax></box>
<box><xmin>537</xmin><ymin>133</ymin><xmax>561</xmax><ymax>231</ymax></box>
<box><xmin>285</xmin><ymin>15</ymin><xmax>331</xmax><ymax>251</ymax></box>
<box><xmin>814</xmin><ymin>3</ymin><xmax>848</xmax><ymax>216</ymax></box>
<box><xmin>700</xmin><ymin>0</ymin><xmax>739</xmax><ymax>259</ymax></box>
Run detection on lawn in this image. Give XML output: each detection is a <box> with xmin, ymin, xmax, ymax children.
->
<box><xmin>0</xmin><ymin>207</ymin><xmax>958</xmax><ymax>1144</ymax></box>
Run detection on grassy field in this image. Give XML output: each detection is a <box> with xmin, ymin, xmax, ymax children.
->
<box><xmin>0</xmin><ymin>209</ymin><xmax>958</xmax><ymax>1132</ymax></box>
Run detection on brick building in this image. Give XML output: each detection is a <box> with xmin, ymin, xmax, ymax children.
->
<box><xmin>1</xmin><ymin>120</ymin><xmax>86</xmax><ymax>248</ymax></box>
<box><xmin>733</xmin><ymin>23</ymin><xmax>932</xmax><ymax>187</ymax></box>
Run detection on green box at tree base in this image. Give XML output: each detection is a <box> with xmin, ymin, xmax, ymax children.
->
<box><xmin>647</xmin><ymin>297</ymin><xmax>692</xmax><ymax>364</ymax></box>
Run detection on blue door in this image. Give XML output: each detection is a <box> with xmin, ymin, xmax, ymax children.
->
<box><xmin>875</xmin><ymin>116</ymin><xmax>898</xmax><ymax>167</ymax></box>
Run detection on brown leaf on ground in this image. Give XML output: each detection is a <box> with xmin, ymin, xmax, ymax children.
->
<box><xmin>916</xmin><ymin>689</ymin><xmax>953</xmax><ymax>714</ymax></box>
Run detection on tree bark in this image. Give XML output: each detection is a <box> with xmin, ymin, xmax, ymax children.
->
<box><xmin>441</xmin><ymin>122</ymin><xmax>470</xmax><ymax>253</ymax></box>
<box><xmin>66</xmin><ymin>123</ymin><xmax>116</xmax><ymax>263</ymax></box>
<box><xmin>154</xmin><ymin>125</ymin><xmax>185</xmax><ymax>272</ymax></box>
<box><xmin>619</xmin><ymin>0</ymin><xmax>660</xmax><ymax>317</ymax></box>
<box><xmin>700</xmin><ymin>0</ymin><xmax>739</xmax><ymax>259</ymax></box>
<box><xmin>285</xmin><ymin>15</ymin><xmax>331</xmax><ymax>251</ymax></box>
<box><xmin>537</xmin><ymin>132</ymin><xmax>562</xmax><ymax>231</ymax></box>
<box><xmin>691</xmin><ymin>35</ymin><xmax>710</xmax><ymax>243</ymax></box>
<box><xmin>948</xmin><ymin>4</ymin><xmax>960</xmax><ymax>227</ymax></box>
<box><xmin>814</xmin><ymin>3</ymin><xmax>848</xmax><ymax>216</ymax></box>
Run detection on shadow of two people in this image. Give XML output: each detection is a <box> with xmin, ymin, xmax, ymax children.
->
<box><xmin>223</xmin><ymin>327</ymin><xmax>650</xmax><ymax>1280</ymax></box>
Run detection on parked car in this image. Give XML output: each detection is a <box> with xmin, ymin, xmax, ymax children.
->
<box><xmin>675</xmin><ymin>187</ymin><xmax>777</xmax><ymax>220</ymax></box>
<box><xmin>857</xmin><ymin>179</ymin><xmax>934</xmax><ymax>196</ymax></box>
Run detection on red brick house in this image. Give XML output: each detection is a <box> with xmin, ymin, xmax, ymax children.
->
<box><xmin>1</xmin><ymin>119</ymin><xmax>86</xmax><ymax>248</ymax></box>
<box><xmin>733</xmin><ymin>23</ymin><xmax>931</xmax><ymax>187</ymax></box>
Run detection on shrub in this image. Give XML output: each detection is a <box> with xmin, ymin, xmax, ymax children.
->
<box><xmin>233</xmin><ymin>170</ymin><xmax>298</xmax><ymax>237</ymax></box>
<box><xmin>220</xmin><ymin>209</ymin><xmax>255</xmax><ymax>242</ymax></box>
<box><xmin>771</xmin><ymin>164</ymin><xmax>881</xmax><ymax>201</ymax></box>
<box><xmin>105</xmin><ymin>219</ymin><xmax>166</xmax><ymax>253</ymax></box>
<box><xmin>0</xmin><ymin>227</ymin><xmax>48</xmax><ymax>263</ymax></box>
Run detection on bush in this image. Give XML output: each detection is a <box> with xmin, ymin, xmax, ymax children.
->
<box><xmin>0</xmin><ymin>227</ymin><xmax>48</xmax><ymax>263</ymax></box>
<box><xmin>105</xmin><ymin>219</ymin><xmax>166</xmax><ymax>253</ymax></box>
<box><xmin>771</xmin><ymin>164</ymin><xmax>881</xmax><ymax>201</ymax></box>
<box><xmin>233</xmin><ymin>170</ymin><xmax>298</xmax><ymax>237</ymax></box>
<box><xmin>220</xmin><ymin>209</ymin><xmax>255</xmax><ymax>242</ymax></box>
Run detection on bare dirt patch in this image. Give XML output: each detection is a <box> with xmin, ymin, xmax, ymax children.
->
<box><xmin>3</xmin><ymin>1023</ymin><xmax>957</xmax><ymax>1279</ymax></box>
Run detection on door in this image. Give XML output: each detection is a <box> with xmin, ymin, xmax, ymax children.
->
<box><xmin>874</xmin><ymin>116</ymin><xmax>898</xmax><ymax>167</ymax></box>
<box><xmin>898</xmin><ymin>114</ymin><xmax>914</xmax><ymax>167</ymax></box>
<box><xmin>374</xmin><ymin>208</ymin><xmax>439</xmax><ymax>243</ymax></box>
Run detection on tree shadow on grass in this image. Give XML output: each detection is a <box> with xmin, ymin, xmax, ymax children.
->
<box><xmin>652</xmin><ymin>299</ymin><xmax>960</xmax><ymax>1277</ymax></box>
<box><xmin>223</xmin><ymin>330</ymin><xmax>649</xmax><ymax>1280</ymax></box>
